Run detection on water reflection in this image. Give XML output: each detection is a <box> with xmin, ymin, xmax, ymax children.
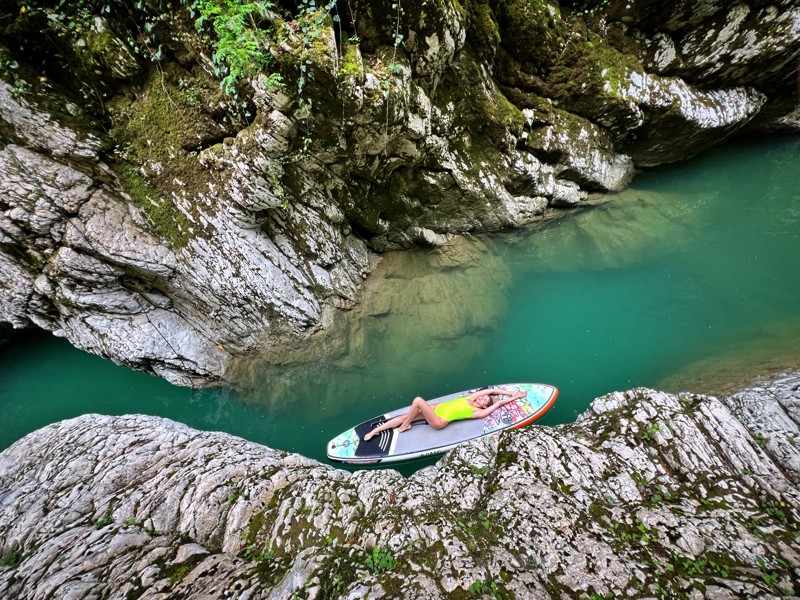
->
<box><xmin>229</xmin><ymin>236</ymin><xmax>512</xmax><ymax>414</ymax></box>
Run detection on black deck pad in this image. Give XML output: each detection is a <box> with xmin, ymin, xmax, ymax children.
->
<box><xmin>354</xmin><ymin>416</ymin><xmax>392</xmax><ymax>457</ymax></box>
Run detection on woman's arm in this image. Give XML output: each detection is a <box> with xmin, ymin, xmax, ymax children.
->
<box><xmin>470</xmin><ymin>389</ymin><xmax>527</xmax><ymax>419</ymax></box>
<box><xmin>468</xmin><ymin>388</ymin><xmax>515</xmax><ymax>400</ymax></box>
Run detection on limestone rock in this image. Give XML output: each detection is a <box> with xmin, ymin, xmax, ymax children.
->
<box><xmin>1</xmin><ymin>373</ymin><xmax>798</xmax><ymax>598</ymax></box>
<box><xmin>1</xmin><ymin>0</ymin><xmax>798</xmax><ymax>384</ymax></box>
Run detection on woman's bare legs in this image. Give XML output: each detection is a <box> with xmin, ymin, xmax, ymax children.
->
<box><xmin>363</xmin><ymin>414</ymin><xmax>407</xmax><ymax>441</ymax></box>
<box><xmin>399</xmin><ymin>397</ymin><xmax>446</xmax><ymax>431</ymax></box>
<box><xmin>363</xmin><ymin>397</ymin><xmax>448</xmax><ymax>441</ymax></box>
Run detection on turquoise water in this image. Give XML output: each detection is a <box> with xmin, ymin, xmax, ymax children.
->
<box><xmin>1</xmin><ymin>136</ymin><xmax>799</xmax><ymax>471</ymax></box>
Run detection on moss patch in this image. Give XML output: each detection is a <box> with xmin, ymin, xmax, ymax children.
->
<box><xmin>107</xmin><ymin>63</ymin><xmax>234</xmax><ymax>246</ymax></box>
<box><xmin>112</xmin><ymin>162</ymin><xmax>192</xmax><ymax>248</ymax></box>
<box><xmin>435</xmin><ymin>48</ymin><xmax>525</xmax><ymax>144</ymax></box>
<box><xmin>158</xmin><ymin>553</ymin><xmax>205</xmax><ymax>585</ymax></box>
<box><xmin>546</xmin><ymin>27</ymin><xmax>645</xmax><ymax>136</ymax></box>
<box><xmin>493</xmin><ymin>0</ymin><xmax>567</xmax><ymax>74</ymax></box>
<box><xmin>464</xmin><ymin>0</ymin><xmax>501</xmax><ymax>62</ymax></box>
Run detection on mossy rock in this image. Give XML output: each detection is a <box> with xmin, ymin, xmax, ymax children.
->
<box><xmin>435</xmin><ymin>48</ymin><xmax>525</xmax><ymax>144</ymax></box>
<box><xmin>546</xmin><ymin>28</ymin><xmax>646</xmax><ymax>138</ymax></box>
<box><xmin>493</xmin><ymin>0</ymin><xmax>568</xmax><ymax>75</ymax></box>
<box><xmin>106</xmin><ymin>62</ymin><xmax>236</xmax><ymax>246</ymax></box>
<box><xmin>463</xmin><ymin>0</ymin><xmax>501</xmax><ymax>63</ymax></box>
<box><xmin>339</xmin><ymin>39</ymin><xmax>364</xmax><ymax>81</ymax></box>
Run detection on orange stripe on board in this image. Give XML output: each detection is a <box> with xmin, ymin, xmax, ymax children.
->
<box><xmin>513</xmin><ymin>387</ymin><xmax>559</xmax><ymax>429</ymax></box>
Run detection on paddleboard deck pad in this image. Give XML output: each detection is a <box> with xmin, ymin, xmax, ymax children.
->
<box><xmin>327</xmin><ymin>383</ymin><xmax>558</xmax><ymax>465</ymax></box>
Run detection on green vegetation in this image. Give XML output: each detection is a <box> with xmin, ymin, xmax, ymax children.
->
<box><xmin>493</xmin><ymin>0</ymin><xmax>566</xmax><ymax>73</ymax></box>
<box><xmin>94</xmin><ymin>514</ymin><xmax>113</xmax><ymax>529</ymax></box>
<box><xmin>763</xmin><ymin>500</ymin><xmax>789</xmax><ymax>525</ymax></box>
<box><xmin>316</xmin><ymin>546</ymin><xmax>359</xmax><ymax>598</ymax></box>
<box><xmin>640</xmin><ymin>422</ymin><xmax>661</xmax><ymax>441</ymax></box>
<box><xmin>470</xmin><ymin>464</ymin><xmax>489</xmax><ymax>477</ymax></box>
<box><xmin>464</xmin><ymin>0</ymin><xmax>501</xmax><ymax>62</ymax></box>
<box><xmin>469</xmin><ymin>577</ymin><xmax>512</xmax><ymax>599</ymax></box>
<box><xmin>0</xmin><ymin>550</ymin><xmax>24</xmax><ymax>568</ymax></box>
<box><xmin>188</xmin><ymin>0</ymin><xmax>283</xmax><ymax>97</ymax></box>
<box><xmin>113</xmin><ymin>162</ymin><xmax>192</xmax><ymax>248</ymax></box>
<box><xmin>0</xmin><ymin>55</ymin><xmax>30</xmax><ymax>97</ymax></box>
<box><xmin>364</xmin><ymin>546</ymin><xmax>397</xmax><ymax>574</ymax></box>
<box><xmin>755</xmin><ymin>554</ymin><xmax>794</xmax><ymax>595</ymax></box>
<box><xmin>242</xmin><ymin>543</ymin><xmax>274</xmax><ymax>562</ymax></box>
<box><xmin>158</xmin><ymin>553</ymin><xmax>206</xmax><ymax>584</ymax></box>
<box><xmin>648</xmin><ymin>487</ymin><xmax>678</xmax><ymax>505</ymax></box>
<box><xmin>338</xmin><ymin>39</ymin><xmax>363</xmax><ymax>80</ymax></box>
<box><xmin>228</xmin><ymin>485</ymin><xmax>243</xmax><ymax>503</ymax></box>
<box><xmin>546</xmin><ymin>25</ymin><xmax>644</xmax><ymax>137</ymax></box>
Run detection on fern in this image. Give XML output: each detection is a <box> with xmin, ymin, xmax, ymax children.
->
<box><xmin>187</xmin><ymin>0</ymin><xmax>283</xmax><ymax>96</ymax></box>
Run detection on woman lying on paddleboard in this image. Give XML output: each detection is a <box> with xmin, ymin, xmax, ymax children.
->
<box><xmin>363</xmin><ymin>388</ymin><xmax>527</xmax><ymax>441</ymax></box>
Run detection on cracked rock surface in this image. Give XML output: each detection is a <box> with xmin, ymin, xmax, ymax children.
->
<box><xmin>1</xmin><ymin>372</ymin><xmax>798</xmax><ymax>598</ymax></box>
<box><xmin>1</xmin><ymin>0</ymin><xmax>798</xmax><ymax>384</ymax></box>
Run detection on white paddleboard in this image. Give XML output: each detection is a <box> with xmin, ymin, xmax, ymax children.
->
<box><xmin>326</xmin><ymin>383</ymin><xmax>558</xmax><ymax>465</ymax></box>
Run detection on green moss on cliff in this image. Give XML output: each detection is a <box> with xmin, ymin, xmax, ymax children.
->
<box><xmin>339</xmin><ymin>40</ymin><xmax>364</xmax><ymax>80</ymax></box>
<box><xmin>493</xmin><ymin>0</ymin><xmax>567</xmax><ymax>74</ymax></box>
<box><xmin>435</xmin><ymin>49</ymin><xmax>525</xmax><ymax>142</ymax></box>
<box><xmin>546</xmin><ymin>27</ymin><xmax>644</xmax><ymax>135</ymax></box>
<box><xmin>112</xmin><ymin>163</ymin><xmax>190</xmax><ymax>248</ymax></box>
<box><xmin>463</xmin><ymin>0</ymin><xmax>501</xmax><ymax>62</ymax></box>
<box><xmin>107</xmin><ymin>63</ymin><xmax>230</xmax><ymax>247</ymax></box>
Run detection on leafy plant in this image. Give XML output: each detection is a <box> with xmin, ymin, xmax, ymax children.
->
<box><xmin>640</xmin><ymin>422</ymin><xmax>661</xmax><ymax>441</ymax></box>
<box><xmin>470</xmin><ymin>465</ymin><xmax>489</xmax><ymax>477</ymax></box>
<box><xmin>635</xmin><ymin>519</ymin><xmax>656</xmax><ymax>545</ymax></box>
<box><xmin>763</xmin><ymin>500</ymin><xmax>788</xmax><ymax>525</ymax></box>
<box><xmin>187</xmin><ymin>0</ymin><xmax>284</xmax><ymax>97</ymax></box>
<box><xmin>479</xmin><ymin>510</ymin><xmax>497</xmax><ymax>530</ymax></box>
<box><xmin>241</xmin><ymin>542</ymin><xmax>274</xmax><ymax>561</ymax></box>
<box><xmin>94</xmin><ymin>514</ymin><xmax>113</xmax><ymax>529</ymax></box>
<box><xmin>469</xmin><ymin>577</ymin><xmax>511</xmax><ymax>599</ymax></box>
<box><xmin>469</xmin><ymin>578</ymin><xmax>495</xmax><ymax>595</ymax></box>
<box><xmin>364</xmin><ymin>546</ymin><xmax>397</xmax><ymax>574</ymax></box>
<box><xmin>680</xmin><ymin>555</ymin><xmax>728</xmax><ymax>577</ymax></box>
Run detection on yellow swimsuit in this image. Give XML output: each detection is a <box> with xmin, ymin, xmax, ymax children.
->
<box><xmin>434</xmin><ymin>397</ymin><xmax>474</xmax><ymax>422</ymax></box>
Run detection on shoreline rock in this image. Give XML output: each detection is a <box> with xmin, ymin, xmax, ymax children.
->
<box><xmin>2</xmin><ymin>1</ymin><xmax>799</xmax><ymax>385</ymax></box>
<box><xmin>1</xmin><ymin>372</ymin><xmax>798</xmax><ymax>598</ymax></box>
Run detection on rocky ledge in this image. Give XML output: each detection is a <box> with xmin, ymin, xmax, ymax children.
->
<box><xmin>0</xmin><ymin>372</ymin><xmax>798</xmax><ymax>598</ymax></box>
<box><xmin>2</xmin><ymin>0</ymin><xmax>799</xmax><ymax>385</ymax></box>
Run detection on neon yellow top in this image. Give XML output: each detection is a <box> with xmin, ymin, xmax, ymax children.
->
<box><xmin>434</xmin><ymin>397</ymin><xmax>474</xmax><ymax>422</ymax></box>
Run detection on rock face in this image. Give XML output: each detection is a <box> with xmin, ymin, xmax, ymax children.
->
<box><xmin>1</xmin><ymin>1</ymin><xmax>798</xmax><ymax>383</ymax></box>
<box><xmin>1</xmin><ymin>373</ymin><xmax>798</xmax><ymax>598</ymax></box>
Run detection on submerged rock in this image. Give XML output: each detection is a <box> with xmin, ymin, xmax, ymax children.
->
<box><xmin>1</xmin><ymin>373</ymin><xmax>798</xmax><ymax>598</ymax></box>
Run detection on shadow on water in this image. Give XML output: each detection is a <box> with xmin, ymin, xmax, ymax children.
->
<box><xmin>1</xmin><ymin>136</ymin><xmax>800</xmax><ymax>471</ymax></box>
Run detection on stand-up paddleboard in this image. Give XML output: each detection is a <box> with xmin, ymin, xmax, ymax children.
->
<box><xmin>327</xmin><ymin>383</ymin><xmax>558</xmax><ymax>465</ymax></box>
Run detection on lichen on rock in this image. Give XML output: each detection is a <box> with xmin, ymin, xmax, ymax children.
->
<box><xmin>1</xmin><ymin>372</ymin><xmax>798</xmax><ymax>598</ymax></box>
<box><xmin>0</xmin><ymin>0</ymin><xmax>798</xmax><ymax>383</ymax></box>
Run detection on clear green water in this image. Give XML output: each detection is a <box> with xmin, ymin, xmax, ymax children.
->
<box><xmin>2</xmin><ymin>136</ymin><xmax>799</xmax><ymax>472</ymax></box>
